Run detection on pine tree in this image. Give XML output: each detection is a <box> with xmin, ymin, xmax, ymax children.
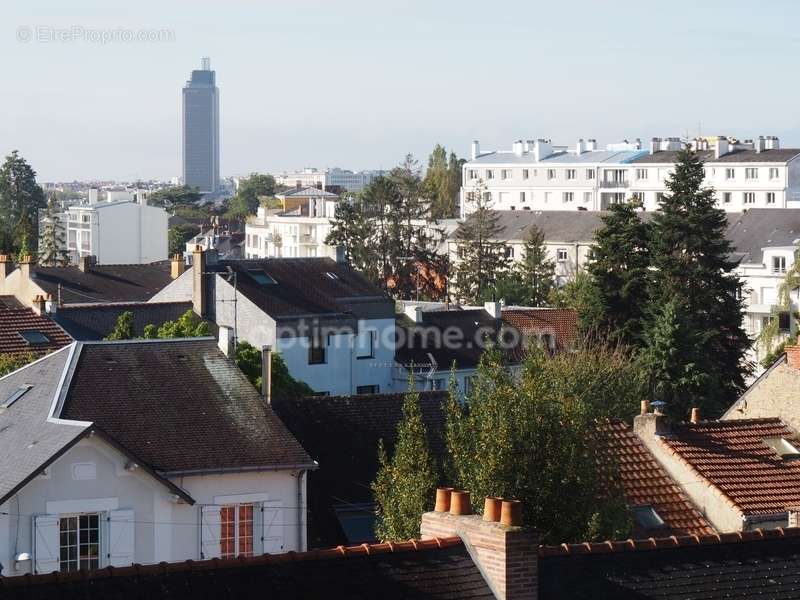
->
<box><xmin>325</xmin><ymin>193</ymin><xmax>376</xmax><ymax>277</ymax></box>
<box><xmin>0</xmin><ymin>150</ymin><xmax>46</xmax><ymax>254</ymax></box>
<box><xmin>514</xmin><ymin>225</ymin><xmax>555</xmax><ymax>306</ymax></box>
<box><xmin>38</xmin><ymin>196</ymin><xmax>70</xmax><ymax>266</ymax></box>
<box><xmin>648</xmin><ymin>149</ymin><xmax>751</xmax><ymax>416</ymax></box>
<box><xmin>453</xmin><ymin>180</ymin><xmax>508</xmax><ymax>303</ymax></box>
<box><xmin>587</xmin><ymin>200</ymin><xmax>650</xmax><ymax>344</ymax></box>
<box><xmin>422</xmin><ymin>145</ymin><xmax>463</xmax><ymax>219</ymax></box>
<box><xmin>372</xmin><ymin>382</ymin><xmax>437</xmax><ymax>541</ymax></box>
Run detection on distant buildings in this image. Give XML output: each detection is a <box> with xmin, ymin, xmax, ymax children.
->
<box><xmin>272</xmin><ymin>167</ymin><xmax>385</xmax><ymax>192</ymax></box>
<box><xmin>182</xmin><ymin>57</ymin><xmax>220</xmax><ymax>194</ymax></box>
<box><xmin>461</xmin><ymin>136</ymin><xmax>800</xmax><ymax>215</ymax></box>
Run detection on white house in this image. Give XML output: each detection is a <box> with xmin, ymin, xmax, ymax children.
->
<box><xmin>0</xmin><ymin>338</ymin><xmax>315</xmax><ymax>576</ymax></box>
<box><xmin>67</xmin><ymin>196</ymin><xmax>168</xmax><ymax>265</ymax></box>
<box><xmin>462</xmin><ymin>136</ymin><xmax>800</xmax><ymax>216</ymax></box>
<box><xmin>151</xmin><ymin>248</ymin><xmax>396</xmax><ymax>396</ymax></box>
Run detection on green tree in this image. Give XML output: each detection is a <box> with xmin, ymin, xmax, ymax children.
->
<box><xmin>422</xmin><ymin>145</ymin><xmax>464</xmax><ymax>219</ymax></box>
<box><xmin>235</xmin><ymin>173</ymin><xmax>277</xmax><ymax>214</ymax></box>
<box><xmin>643</xmin><ymin>298</ymin><xmax>711</xmax><ymax>421</ymax></box>
<box><xmin>445</xmin><ymin>347</ymin><xmax>634</xmax><ymax>544</ymax></box>
<box><xmin>105</xmin><ymin>311</ymin><xmax>136</xmax><ymax>341</ymax></box>
<box><xmin>514</xmin><ymin>225</ymin><xmax>555</xmax><ymax>306</ymax></box>
<box><xmin>148</xmin><ymin>186</ymin><xmax>202</xmax><ymax>208</ymax></box>
<box><xmin>234</xmin><ymin>340</ymin><xmax>315</xmax><ymax>397</ymax></box>
<box><xmin>168</xmin><ymin>224</ymin><xmax>200</xmax><ymax>256</ymax></box>
<box><xmin>38</xmin><ymin>196</ymin><xmax>71</xmax><ymax>266</ymax></box>
<box><xmin>326</xmin><ymin>192</ymin><xmax>378</xmax><ymax>279</ymax></box>
<box><xmin>587</xmin><ymin>200</ymin><xmax>650</xmax><ymax>345</ymax></box>
<box><xmin>372</xmin><ymin>382</ymin><xmax>437</xmax><ymax>541</ymax></box>
<box><xmin>143</xmin><ymin>309</ymin><xmax>210</xmax><ymax>339</ymax></box>
<box><xmin>453</xmin><ymin>180</ymin><xmax>508</xmax><ymax>303</ymax></box>
<box><xmin>0</xmin><ymin>352</ymin><xmax>38</xmax><ymax>377</ymax></box>
<box><xmin>648</xmin><ymin>149</ymin><xmax>751</xmax><ymax>416</ymax></box>
<box><xmin>0</xmin><ymin>150</ymin><xmax>46</xmax><ymax>254</ymax></box>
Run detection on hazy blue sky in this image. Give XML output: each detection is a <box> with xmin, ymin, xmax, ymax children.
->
<box><xmin>2</xmin><ymin>0</ymin><xmax>799</xmax><ymax>182</ymax></box>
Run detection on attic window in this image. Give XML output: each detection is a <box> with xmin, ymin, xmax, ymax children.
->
<box><xmin>1</xmin><ymin>384</ymin><xmax>33</xmax><ymax>409</ymax></box>
<box><xmin>325</xmin><ymin>272</ymin><xmax>339</xmax><ymax>280</ymax></box>
<box><xmin>763</xmin><ymin>437</ymin><xmax>800</xmax><ymax>459</ymax></box>
<box><xmin>19</xmin><ymin>331</ymin><xmax>50</xmax><ymax>345</ymax></box>
<box><xmin>246</xmin><ymin>269</ymin><xmax>276</xmax><ymax>285</ymax></box>
<box><xmin>631</xmin><ymin>505</ymin><xmax>665</xmax><ymax>530</ymax></box>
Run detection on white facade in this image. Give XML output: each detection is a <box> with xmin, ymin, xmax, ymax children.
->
<box><xmin>462</xmin><ymin>136</ymin><xmax>800</xmax><ymax>216</ymax></box>
<box><xmin>245</xmin><ymin>203</ymin><xmax>337</xmax><ymax>260</ymax></box>
<box><xmin>272</xmin><ymin>168</ymin><xmax>384</xmax><ymax>192</ymax></box>
<box><xmin>67</xmin><ymin>196</ymin><xmax>168</xmax><ymax>264</ymax></box>
<box><xmin>0</xmin><ymin>434</ymin><xmax>304</xmax><ymax>576</ymax></box>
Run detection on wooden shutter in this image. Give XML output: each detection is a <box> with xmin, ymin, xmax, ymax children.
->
<box><xmin>33</xmin><ymin>514</ymin><xmax>59</xmax><ymax>574</ymax></box>
<box><xmin>200</xmin><ymin>505</ymin><xmax>222</xmax><ymax>559</ymax></box>
<box><xmin>261</xmin><ymin>500</ymin><xmax>284</xmax><ymax>554</ymax></box>
<box><xmin>108</xmin><ymin>509</ymin><xmax>135</xmax><ymax>567</ymax></box>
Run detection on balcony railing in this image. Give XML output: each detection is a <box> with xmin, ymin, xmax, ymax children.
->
<box><xmin>599</xmin><ymin>180</ymin><xmax>629</xmax><ymax>188</ymax></box>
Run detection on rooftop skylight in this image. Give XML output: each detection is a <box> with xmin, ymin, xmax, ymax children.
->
<box><xmin>763</xmin><ymin>437</ymin><xmax>800</xmax><ymax>459</ymax></box>
<box><xmin>19</xmin><ymin>330</ymin><xmax>50</xmax><ymax>345</ymax></box>
<box><xmin>1</xmin><ymin>384</ymin><xmax>33</xmax><ymax>409</ymax></box>
<box><xmin>246</xmin><ymin>269</ymin><xmax>277</xmax><ymax>285</ymax></box>
<box><xmin>631</xmin><ymin>505</ymin><xmax>665</xmax><ymax>530</ymax></box>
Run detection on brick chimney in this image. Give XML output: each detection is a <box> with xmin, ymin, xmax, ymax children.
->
<box><xmin>192</xmin><ymin>245</ymin><xmax>207</xmax><ymax>317</ymax></box>
<box><xmin>19</xmin><ymin>255</ymin><xmax>34</xmax><ymax>281</ymax></box>
<box><xmin>31</xmin><ymin>294</ymin><xmax>46</xmax><ymax>316</ymax></box>
<box><xmin>78</xmin><ymin>255</ymin><xmax>96</xmax><ymax>273</ymax></box>
<box><xmin>171</xmin><ymin>253</ymin><xmax>186</xmax><ymax>279</ymax></box>
<box><xmin>0</xmin><ymin>255</ymin><xmax>11</xmax><ymax>282</ymax></box>
<box><xmin>788</xmin><ymin>506</ymin><xmax>800</xmax><ymax>528</ymax></box>
<box><xmin>786</xmin><ymin>343</ymin><xmax>800</xmax><ymax>369</ymax></box>
<box><xmin>420</xmin><ymin>489</ymin><xmax>537</xmax><ymax>600</ymax></box>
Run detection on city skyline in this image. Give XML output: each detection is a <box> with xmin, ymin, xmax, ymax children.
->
<box><xmin>2</xmin><ymin>0</ymin><xmax>800</xmax><ymax>182</ymax></box>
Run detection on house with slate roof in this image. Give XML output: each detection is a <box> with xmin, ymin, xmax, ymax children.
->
<box><xmin>0</xmin><ymin>338</ymin><xmax>315</xmax><ymax>576</ymax></box>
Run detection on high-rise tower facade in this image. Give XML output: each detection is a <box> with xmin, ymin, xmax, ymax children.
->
<box><xmin>182</xmin><ymin>57</ymin><xmax>219</xmax><ymax>194</ymax></box>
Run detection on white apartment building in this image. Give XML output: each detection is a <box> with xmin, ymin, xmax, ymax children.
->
<box><xmin>272</xmin><ymin>168</ymin><xmax>383</xmax><ymax>192</ymax></box>
<box><xmin>462</xmin><ymin>136</ymin><xmax>800</xmax><ymax>216</ymax></box>
<box><xmin>244</xmin><ymin>188</ymin><xmax>339</xmax><ymax>259</ymax></box>
<box><xmin>67</xmin><ymin>193</ymin><xmax>168</xmax><ymax>265</ymax></box>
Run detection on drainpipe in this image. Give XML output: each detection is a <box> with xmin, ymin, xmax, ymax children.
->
<box><xmin>262</xmin><ymin>345</ymin><xmax>272</xmax><ymax>404</ymax></box>
<box><xmin>297</xmin><ymin>470</ymin><xmax>306</xmax><ymax>550</ymax></box>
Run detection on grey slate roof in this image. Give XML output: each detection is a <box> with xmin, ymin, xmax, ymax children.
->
<box><xmin>469</xmin><ymin>149</ymin><xmax>644</xmax><ymax>165</ymax></box>
<box><xmin>279</xmin><ymin>186</ymin><xmax>338</xmax><ymax>198</ymax></box>
<box><xmin>632</xmin><ymin>148</ymin><xmax>800</xmax><ymax>164</ymax></box>
<box><xmin>453</xmin><ymin>210</ymin><xmax>609</xmax><ymax>242</ymax></box>
<box><xmin>0</xmin><ymin>347</ymin><xmax>89</xmax><ymax>505</ymax></box>
<box><xmin>726</xmin><ymin>209</ymin><xmax>800</xmax><ymax>264</ymax></box>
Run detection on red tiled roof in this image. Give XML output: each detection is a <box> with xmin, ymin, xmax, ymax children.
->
<box><xmin>0</xmin><ymin>307</ymin><xmax>72</xmax><ymax>355</ymax></box>
<box><xmin>502</xmin><ymin>308</ymin><xmax>578</xmax><ymax>350</ymax></box>
<box><xmin>603</xmin><ymin>420</ymin><xmax>715</xmax><ymax>536</ymax></box>
<box><xmin>661</xmin><ymin>418</ymin><xmax>800</xmax><ymax>515</ymax></box>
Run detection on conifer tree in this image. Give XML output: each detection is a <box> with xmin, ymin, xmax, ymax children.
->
<box><xmin>514</xmin><ymin>225</ymin><xmax>555</xmax><ymax>306</ymax></box>
<box><xmin>372</xmin><ymin>382</ymin><xmax>437</xmax><ymax>541</ymax></box>
<box><xmin>38</xmin><ymin>196</ymin><xmax>70</xmax><ymax>266</ymax></box>
<box><xmin>453</xmin><ymin>180</ymin><xmax>508</xmax><ymax>303</ymax></box>
<box><xmin>587</xmin><ymin>200</ymin><xmax>650</xmax><ymax>344</ymax></box>
<box><xmin>648</xmin><ymin>149</ymin><xmax>751</xmax><ymax>416</ymax></box>
<box><xmin>0</xmin><ymin>150</ymin><xmax>46</xmax><ymax>254</ymax></box>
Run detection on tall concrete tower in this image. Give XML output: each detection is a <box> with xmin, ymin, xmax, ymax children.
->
<box><xmin>182</xmin><ymin>57</ymin><xmax>219</xmax><ymax>194</ymax></box>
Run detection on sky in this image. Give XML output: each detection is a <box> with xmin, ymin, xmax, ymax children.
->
<box><xmin>2</xmin><ymin>0</ymin><xmax>800</xmax><ymax>182</ymax></box>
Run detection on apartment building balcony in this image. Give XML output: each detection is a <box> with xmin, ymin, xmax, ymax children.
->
<box><xmin>599</xmin><ymin>180</ymin><xmax>629</xmax><ymax>188</ymax></box>
<box><xmin>299</xmin><ymin>234</ymin><xmax>317</xmax><ymax>245</ymax></box>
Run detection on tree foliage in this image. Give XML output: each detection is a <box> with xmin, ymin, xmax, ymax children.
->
<box><xmin>148</xmin><ymin>186</ymin><xmax>202</xmax><ymax>208</ymax></box>
<box><xmin>372</xmin><ymin>381</ymin><xmax>437</xmax><ymax>542</ymax></box>
<box><xmin>422</xmin><ymin>144</ymin><xmax>464</xmax><ymax>219</ymax></box>
<box><xmin>0</xmin><ymin>150</ymin><xmax>46</xmax><ymax>254</ymax></box>
<box><xmin>226</xmin><ymin>173</ymin><xmax>277</xmax><ymax>220</ymax></box>
<box><xmin>0</xmin><ymin>352</ymin><xmax>38</xmax><ymax>377</ymax></box>
<box><xmin>452</xmin><ymin>180</ymin><xmax>508</xmax><ymax>303</ymax></box>
<box><xmin>105</xmin><ymin>311</ymin><xmax>136</xmax><ymax>341</ymax></box>
<box><xmin>511</xmin><ymin>225</ymin><xmax>555</xmax><ymax>306</ymax></box>
<box><xmin>143</xmin><ymin>309</ymin><xmax>210</xmax><ymax>339</ymax></box>
<box><xmin>168</xmin><ymin>224</ymin><xmax>200</xmax><ymax>256</ymax></box>
<box><xmin>445</xmin><ymin>347</ymin><xmax>635</xmax><ymax>543</ymax></box>
<box><xmin>234</xmin><ymin>340</ymin><xmax>315</xmax><ymax>397</ymax></box>
<box><xmin>38</xmin><ymin>196</ymin><xmax>71</xmax><ymax>266</ymax></box>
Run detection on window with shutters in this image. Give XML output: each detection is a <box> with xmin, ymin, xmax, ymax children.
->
<box><xmin>219</xmin><ymin>504</ymin><xmax>254</xmax><ymax>558</ymax></box>
<box><xmin>59</xmin><ymin>514</ymin><xmax>100</xmax><ymax>572</ymax></box>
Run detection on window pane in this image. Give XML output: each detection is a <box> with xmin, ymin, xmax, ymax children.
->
<box><xmin>239</xmin><ymin>504</ymin><xmax>254</xmax><ymax>557</ymax></box>
<box><xmin>220</xmin><ymin>506</ymin><xmax>236</xmax><ymax>558</ymax></box>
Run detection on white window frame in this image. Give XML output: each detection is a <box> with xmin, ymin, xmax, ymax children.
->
<box><xmin>547</xmin><ymin>169</ymin><xmax>556</xmax><ymax>180</ymax></box>
<box><xmin>769</xmin><ymin>167</ymin><xmax>780</xmax><ymax>180</ymax></box>
<box><xmin>556</xmin><ymin>248</ymin><xmax>568</xmax><ymax>262</ymax></box>
<box><xmin>725</xmin><ymin>168</ymin><xmax>735</xmax><ymax>180</ymax></box>
<box><xmin>522</xmin><ymin>169</ymin><xmax>529</xmax><ymax>180</ymax></box>
<box><xmin>743</xmin><ymin>192</ymin><xmax>755</xmax><ymax>204</ymax></box>
<box><xmin>722</xmin><ymin>192</ymin><xmax>732</xmax><ymax>204</ymax></box>
<box><xmin>59</xmin><ymin>513</ymin><xmax>101</xmax><ymax>572</ymax></box>
<box><xmin>636</xmin><ymin>168</ymin><xmax>648</xmax><ymax>180</ymax></box>
<box><xmin>773</xmin><ymin>256</ymin><xmax>787</xmax><ymax>274</ymax></box>
<box><xmin>563</xmin><ymin>192</ymin><xmax>574</xmax><ymax>203</ymax></box>
<box><xmin>745</xmin><ymin>167</ymin><xmax>758</xmax><ymax>180</ymax></box>
<box><xmin>766</xmin><ymin>192</ymin><xmax>776</xmax><ymax>204</ymax></box>
<box><xmin>485</xmin><ymin>170</ymin><xmax>494</xmax><ymax>180</ymax></box>
<box><xmin>565</xmin><ymin>169</ymin><xmax>576</xmax><ymax>180</ymax></box>
<box><xmin>219</xmin><ymin>503</ymin><xmax>255</xmax><ymax>559</ymax></box>
<box><xmin>585</xmin><ymin>169</ymin><xmax>595</xmax><ymax>180</ymax></box>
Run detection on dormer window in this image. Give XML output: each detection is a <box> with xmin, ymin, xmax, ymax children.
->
<box><xmin>763</xmin><ymin>437</ymin><xmax>800</xmax><ymax>459</ymax></box>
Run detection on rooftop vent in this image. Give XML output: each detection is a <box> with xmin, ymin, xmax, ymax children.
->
<box><xmin>1</xmin><ymin>384</ymin><xmax>33</xmax><ymax>410</ymax></box>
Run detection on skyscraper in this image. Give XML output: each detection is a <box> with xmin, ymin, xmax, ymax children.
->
<box><xmin>182</xmin><ymin>57</ymin><xmax>219</xmax><ymax>194</ymax></box>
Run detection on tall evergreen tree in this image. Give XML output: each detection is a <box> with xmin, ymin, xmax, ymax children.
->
<box><xmin>422</xmin><ymin>145</ymin><xmax>464</xmax><ymax>218</ymax></box>
<box><xmin>325</xmin><ymin>193</ymin><xmax>377</xmax><ymax>277</ymax></box>
<box><xmin>372</xmin><ymin>382</ymin><xmax>437</xmax><ymax>542</ymax></box>
<box><xmin>648</xmin><ymin>149</ymin><xmax>751</xmax><ymax>416</ymax></box>
<box><xmin>38</xmin><ymin>196</ymin><xmax>71</xmax><ymax>266</ymax></box>
<box><xmin>514</xmin><ymin>225</ymin><xmax>555</xmax><ymax>306</ymax></box>
<box><xmin>587</xmin><ymin>200</ymin><xmax>650</xmax><ymax>344</ymax></box>
<box><xmin>453</xmin><ymin>180</ymin><xmax>508</xmax><ymax>303</ymax></box>
<box><xmin>0</xmin><ymin>150</ymin><xmax>46</xmax><ymax>254</ymax></box>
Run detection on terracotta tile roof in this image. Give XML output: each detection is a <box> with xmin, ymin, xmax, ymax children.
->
<box><xmin>502</xmin><ymin>307</ymin><xmax>578</xmax><ymax>351</ymax></box>
<box><xmin>0</xmin><ymin>307</ymin><xmax>72</xmax><ymax>355</ymax></box>
<box><xmin>0</xmin><ymin>536</ymin><xmax>494</xmax><ymax>599</ymax></box>
<box><xmin>602</xmin><ymin>420</ymin><xmax>715</xmax><ymax>537</ymax></box>
<box><xmin>661</xmin><ymin>418</ymin><xmax>800</xmax><ymax>515</ymax></box>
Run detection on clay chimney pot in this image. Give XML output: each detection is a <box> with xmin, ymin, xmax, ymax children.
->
<box><xmin>500</xmin><ymin>500</ymin><xmax>523</xmax><ymax>527</ymax></box>
<box><xmin>640</xmin><ymin>399</ymin><xmax>650</xmax><ymax>415</ymax></box>
<box><xmin>483</xmin><ymin>497</ymin><xmax>503</xmax><ymax>522</ymax></box>
<box><xmin>690</xmin><ymin>407</ymin><xmax>700</xmax><ymax>424</ymax></box>
<box><xmin>449</xmin><ymin>490</ymin><xmax>471</xmax><ymax>516</ymax></box>
<box><xmin>434</xmin><ymin>488</ymin><xmax>453</xmax><ymax>513</ymax></box>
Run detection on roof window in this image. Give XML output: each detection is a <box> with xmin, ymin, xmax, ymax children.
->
<box><xmin>325</xmin><ymin>272</ymin><xmax>339</xmax><ymax>280</ymax></box>
<box><xmin>1</xmin><ymin>384</ymin><xmax>33</xmax><ymax>409</ymax></box>
<box><xmin>631</xmin><ymin>505</ymin><xmax>665</xmax><ymax>530</ymax></box>
<box><xmin>763</xmin><ymin>437</ymin><xmax>800</xmax><ymax>459</ymax></box>
<box><xmin>246</xmin><ymin>269</ymin><xmax>277</xmax><ymax>285</ymax></box>
<box><xmin>19</xmin><ymin>330</ymin><xmax>50</xmax><ymax>345</ymax></box>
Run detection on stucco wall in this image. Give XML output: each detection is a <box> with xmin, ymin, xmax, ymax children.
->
<box><xmin>724</xmin><ymin>362</ymin><xmax>800</xmax><ymax>432</ymax></box>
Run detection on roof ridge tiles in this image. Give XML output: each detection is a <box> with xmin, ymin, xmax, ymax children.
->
<box><xmin>0</xmin><ymin>536</ymin><xmax>465</xmax><ymax>588</ymax></box>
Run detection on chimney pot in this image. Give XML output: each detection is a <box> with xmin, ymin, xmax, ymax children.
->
<box><xmin>31</xmin><ymin>294</ymin><xmax>46</xmax><ymax>315</ymax></box>
<box><xmin>483</xmin><ymin>497</ymin><xmax>503</xmax><ymax>522</ymax></box>
<box><xmin>449</xmin><ymin>490</ymin><xmax>471</xmax><ymax>516</ymax></box>
<box><xmin>690</xmin><ymin>407</ymin><xmax>701</xmax><ymax>424</ymax></box>
<box><xmin>785</xmin><ymin>343</ymin><xmax>800</xmax><ymax>369</ymax></box>
<box><xmin>171</xmin><ymin>253</ymin><xmax>186</xmax><ymax>279</ymax></box>
<box><xmin>434</xmin><ymin>488</ymin><xmax>453</xmax><ymax>513</ymax></box>
<box><xmin>500</xmin><ymin>500</ymin><xmax>523</xmax><ymax>527</ymax></box>
<box><xmin>640</xmin><ymin>399</ymin><xmax>650</xmax><ymax>415</ymax></box>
